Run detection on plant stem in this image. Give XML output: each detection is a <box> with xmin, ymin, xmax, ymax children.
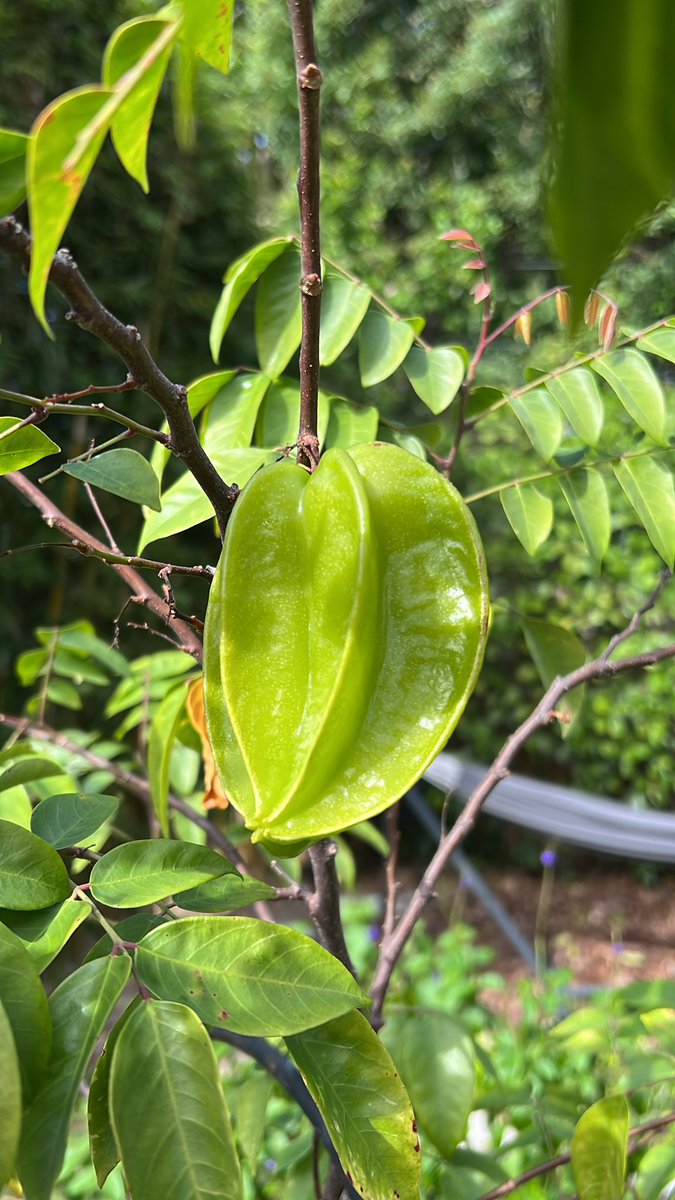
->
<box><xmin>287</xmin><ymin>0</ymin><xmax>323</xmax><ymax>467</ymax></box>
<box><xmin>465</xmin><ymin>444</ymin><xmax>674</xmax><ymax>505</ymax></box>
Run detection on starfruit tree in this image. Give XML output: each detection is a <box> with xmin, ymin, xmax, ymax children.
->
<box><xmin>0</xmin><ymin>3</ymin><xmax>674</xmax><ymax>1200</ymax></box>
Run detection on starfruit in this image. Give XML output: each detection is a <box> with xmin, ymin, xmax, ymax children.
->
<box><xmin>204</xmin><ymin>442</ymin><xmax>488</xmax><ymax>852</ymax></box>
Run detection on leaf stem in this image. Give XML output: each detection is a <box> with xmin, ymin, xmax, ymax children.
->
<box><xmin>464</xmin><ymin>444</ymin><xmax>674</xmax><ymax>504</ymax></box>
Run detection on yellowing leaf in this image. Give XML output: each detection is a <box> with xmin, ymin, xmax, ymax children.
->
<box><xmin>186</xmin><ymin>678</ymin><xmax>229</xmax><ymax>811</ymax></box>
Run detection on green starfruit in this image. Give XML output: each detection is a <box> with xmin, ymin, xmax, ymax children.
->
<box><xmin>204</xmin><ymin>443</ymin><xmax>488</xmax><ymax>851</ymax></box>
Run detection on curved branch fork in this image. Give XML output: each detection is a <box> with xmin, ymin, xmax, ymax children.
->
<box><xmin>287</xmin><ymin>0</ymin><xmax>323</xmax><ymax>466</ymax></box>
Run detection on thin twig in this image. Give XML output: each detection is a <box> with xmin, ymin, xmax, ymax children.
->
<box><xmin>0</xmin><ymin>410</ymin><xmax>46</xmax><ymax>444</ymax></box>
<box><xmin>3</xmin><ymin>472</ymin><xmax>203</xmax><ymax>659</ymax></box>
<box><xmin>85</xmin><ymin>482</ymin><xmax>121</xmax><ymax>553</ymax></box>
<box><xmin>287</xmin><ymin>0</ymin><xmax>323</xmax><ymax>467</ymax></box>
<box><xmin>0</xmin><ymin>386</ymin><xmax>171</xmax><ymax>445</ymax></box>
<box><xmin>308</xmin><ymin>841</ymin><xmax>356</xmax><ymax>976</ymax></box>
<box><xmin>0</xmin><ymin>216</ymin><xmax>238</xmax><ymax>534</ymax></box>
<box><xmin>0</xmin><ymin>539</ymin><xmax>214</xmax><ymax>580</ymax></box>
<box><xmin>370</xmin><ymin>579</ymin><xmax>674</xmax><ymax>1023</ymax></box>
<box><xmin>382</xmin><ymin>805</ymin><xmax>401</xmax><ymax>943</ymax></box>
<box><xmin>477</xmin><ymin>1112</ymin><xmax>675</xmax><ymax>1200</ymax></box>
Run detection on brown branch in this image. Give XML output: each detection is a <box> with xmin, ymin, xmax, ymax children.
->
<box><xmin>382</xmin><ymin>805</ymin><xmax>401</xmax><ymax>943</ymax></box>
<box><xmin>287</xmin><ymin>0</ymin><xmax>323</xmax><ymax>467</ymax></box>
<box><xmin>477</xmin><ymin>1112</ymin><xmax>675</xmax><ymax>1200</ymax></box>
<box><xmin>0</xmin><ymin>540</ymin><xmax>214</xmax><ymax>581</ymax></box>
<box><xmin>4</xmin><ymin>472</ymin><xmax>204</xmax><ymax>660</ymax></box>
<box><xmin>308</xmin><ymin>841</ymin><xmax>356</xmax><ymax>976</ymax></box>
<box><xmin>0</xmin><ymin>215</ymin><xmax>237</xmax><ymax>534</ymax></box>
<box><xmin>370</xmin><ymin>581</ymin><xmax>674</xmax><ymax>1023</ymax></box>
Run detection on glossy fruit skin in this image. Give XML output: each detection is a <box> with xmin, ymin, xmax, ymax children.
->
<box><xmin>204</xmin><ymin>443</ymin><xmax>489</xmax><ymax>852</ymax></box>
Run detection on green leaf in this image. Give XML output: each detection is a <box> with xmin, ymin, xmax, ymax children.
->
<box><xmin>234</xmin><ymin>1071</ymin><xmax>274</xmax><ymax>1174</ymax></box>
<box><xmin>614</xmin><ymin>455</ymin><xmax>675</xmax><ymax>568</ymax></box>
<box><xmin>324</xmin><ymin>400</ymin><xmax>380</xmax><ymax>450</ymax></box>
<box><xmin>381</xmin><ymin>1011</ymin><xmax>475</xmax><ymax>1160</ymax></box>
<box><xmin>0</xmin><ymin>900</ymin><xmax>91</xmax><ymax>974</ymax></box>
<box><xmin>150</xmin><ymin>369</ymin><xmax>238</xmax><ymax>484</ymax></box>
<box><xmin>639</xmin><ymin>1008</ymin><xmax>675</xmax><ymax>1054</ymax></box>
<box><xmin>255</xmin><ymin>250</ymin><xmax>302</xmax><ymax>379</ymax></box>
<box><xmin>0</xmin><ymin>999</ymin><xmax>21</xmax><ymax>1194</ymax></box>
<box><xmin>510</xmin><ymin>388</ymin><xmax>564</xmax><ymax>460</ymax></box>
<box><xmin>0</xmin><ymin>820</ymin><xmax>71</xmax><ymax>911</ymax></box>
<box><xmin>172</xmin><ymin>34</ymin><xmax>196</xmax><ymax>150</ymax></box>
<box><xmin>135</xmin><ymin>916</ymin><xmax>367</xmax><ymax>1036</ymax></box>
<box><xmin>0</xmin><ymin>756</ymin><xmax>64</xmax><ymax>792</ymax></box>
<box><xmin>30</xmin><ymin>793</ymin><xmax>118</xmax><ymax>850</ymax></box>
<box><xmin>319</xmin><ymin>275</ymin><xmax>372</xmax><ymax>365</ymax></box>
<box><xmin>201</xmin><ymin>371</ymin><xmax>271</xmax><ymax>453</ymax></box>
<box><xmin>84</xmin><ymin>913</ymin><xmax>167</xmax><ymax>963</ymax></box>
<box><xmin>636</xmin><ymin>1134</ymin><xmax>675</xmax><ymax>1200</ymax></box>
<box><xmin>500</xmin><ymin>484</ymin><xmax>553</xmax><ymax>556</ymax></box>
<box><xmin>0</xmin><ymin>127</ymin><xmax>29</xmax><ymax>216</ymax></box>
<box><xmin>63</xmin><ymin>449</ymin><xmax>161</xmax><ymax>510</ymax></box>
<box><xmin>593</xmin><ymin>350</ymin><xmax>668</xmax><ymax>445</ymax></box>
<box><xmin>180</xmin><ymin>0</ymin><xmax>235</xmax><ymax>74</ymax></box>
<box><xmin>571</xmin><ymin>1095</ymin><xmax>629</xmax><ymax>1200</ymax></box>
<box><xmin>550</xmin><ymin>3</ymin><xmax>675</xmax><ymax>313</ymax></box>
<box><xmin>403</xmin><ymin>345</ymin><xmax>465</xmax><ymax>414</ymax></box>
<box><xmin>286</xmin><ymin>1010</ymin><xmax>421</xmax><ymax>1200</ymax></box>
<box><xmin>18</xmin><ymin>956</ymin><xmax>130</xmax><ymax>1200</ymax></box>
<box><xmin>148</xmin><ymin>682</ymin><xmax>190</xmax><ymax>835</ymax></box>
<box><xmin>89</xmin><ymin>841</ymin><xmax>236</xmax><ymax>908</ymax></box>
<box><xmin>43</xmin><ymin>678</ymin><xmax>81</xmax><ymax>710</ymax></box>
<box><xmin>176</xmin><ymin>874</ymin><xmax>276</xmax><ymax>913</ymax></box>
<box><xmin>636</xmin><ymin>326</ymin><xmax>675</xmax><ymax>365</ymax></box>
<box><xmin>559</xmin><ymin>469</ymin><xmax>611</xmax><ymax>567</ymax></box>
<box><xmin>255</xmin><ymin>379</ymin><xmax>331</xmax><ymax>449</ymax></box>
<box><xmin>110</xmin><ymin>1000</ymin><xmax>242</xmax><ymax>1200</ymax></box>
<box><xmin>88</xmin><ymin>998</ymin><xmax>140</xmax><ymax>1187</ymax></box>
<box><xmin>103</xmin><ymin>16</ymin><xmax>177</xmax><ymax>192</ymax></box>
<box><xmin>0</xmin><ymin>417</ymin><xmax>60</xmax><ymax>474</ymax></box>
<box><xmin>521</xmin><ymin>618</ymin><xmax>586</xmax><ymax>733</ymax></box>
<box><xmin>358</xmin><ymin>309</ymin><xmax>417</xmax><ymax>387</ymax></box>
<box><xmin>0</xmin><ymin>786</ymin><xmax>31</xmax><ymax>829</ymax></box>
<box><xmin>138</xmin><ymin>445</ymin><xmax>274</xmax><ymax>551</ymax></box>
<box><xmin>210</xmin><ymin>238</ymin><xmax>293</xmax><ymax>362</ymax></box>
<box><xmin>0</xmin><ymin>922</ymin><xmax>51</xmax><ymax>1101</ymax></box>
<box><xmin>545</xmin><ymin>369</ymin><xmax>604</xmax><ymax>447</ymax></box>
<box><xmin>27</xmin><ymin>86</ymin><xmax>113</xmax><ymax>333</ymax></box>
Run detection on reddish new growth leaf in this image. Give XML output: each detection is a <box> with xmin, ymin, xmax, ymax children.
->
<box><xmin>514</xmin><ymin>311</ymin><xmax>532</xmax><ymax>345</ymax></box>
<box><xmin>440</xmin><ymin>228</ymin><xmax>478</xmax><ymax>251</ymax></box>
<box><xmin>472</xmin><ymin>280</ymin><xmax>491</xmax><ymax>304</ymax></box>
<box><xmin>599</xmin><ymin>301</ymin><xmax>618</xmax><ymax>352</ymax></box>
<box><xmin>462</xmin><ymin>258</ymin><xmax>486</xmax><ymax>270</ymax></box>
<box><xmin>585</xmin><ymin>291</ymin><xmax>601</xmax><ymax>327</ymax></box>
<box><xmin>555</xmin><ymin>290</ymin><xmax>571</xmax><ymax>328</ymax></box>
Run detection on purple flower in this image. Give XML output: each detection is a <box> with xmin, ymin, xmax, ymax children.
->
<box><xmin>368</xmin><ymin>923</ymin><xmax>381</xmax><ymax>944</ymax></box>
<box><xmin>540</xmin><ymin>849</ymin><xmax>558</xmax><ymax>869</ymax></box>
<box><xmin>612</xmin><ymin>943</ymin><xmax>625</xmax><ymax>956</ymax></box>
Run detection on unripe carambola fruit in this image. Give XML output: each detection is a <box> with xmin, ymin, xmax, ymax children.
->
<box><xmin>204</xmin><ymin>442</ymin><xmax>489</xmax><ymax>853</ymax></box>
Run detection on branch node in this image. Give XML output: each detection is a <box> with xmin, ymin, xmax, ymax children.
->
<box><xmin>299</xmin><ymin>62</ymin><xmax>322</xmax><ymax>89</ymax></box>
<box><xmin>301</xmin><ymin>272</ymin><xmax>323</xmax><ymax>296</ymax></box>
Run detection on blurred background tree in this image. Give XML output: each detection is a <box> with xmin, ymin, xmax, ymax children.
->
<box><xmin>1</xmin><ymin>0</ymin><xmax>672</xmax><ymax>816</ymax></box>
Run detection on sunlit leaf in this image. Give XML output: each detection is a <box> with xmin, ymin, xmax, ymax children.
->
<box><xmin>614</xmin><ymin>455</ymin><xmax>675</xmax><ymax>568</ymax></box>
<box><xmin>135</xmin><ymin>916</ymin><xmax>366</xmax><ymax>1036</ymax></box>
<box><xmin>521</xmin><ymin>618</ymin><xmax>586</xmax><ymax>733</ymax></box>
<box><xmin>0</xmin><ymin>900</ymin><xmax>91</xmax><ymax>974</ymax></box>
<box><xmin>546</xmin><ymin>369</ymin><xmax>604</xmax><ymax>447</ymax></box>
<box><xmin>255</xmin><ymin>250</ymin><xmax>302</xmax><ymax>379</ymax></box>
<box><xmin>255</xmin><ymin>378</ymin><xmax>331</xmax><ymax>448</ymax></box>
<box><xmin>0</xmin><ymin>127</ymin><xmax>28</xmax><ymax>216</ymax></box>
<box><xmin>0</xmin><ymin>922</ymin><xmax>51</xmax><ymax>1101</ymax></box>
<box><xmin>0</xmin><ymin>1000</ymin><xmax>21</xmax><ymax>1194</ymax></box>
<box><xmin>30</xmin><ymin>793</ymin><xmax>118</xmax><ymax>850</ymax></box>
<box><xmin>593</xmin><ymin>350</ymin><xmax>668</xmax><ymax>445</ymax></box>
<box><xmin>18</xmin><ymin>955</ymin><xmax>130</xmax><ymax>1200</ymax></box>
<box><xmin>27</xmin><ymin>86</ymin><xmax>113</xmax><ymax>333</ymax></box>
<box><xmin>403</xmin><ymin>345</ymin><xmax>465</xmax><ymax>414</ymax></box>
<box><xmin>89</xmin><ymin>840</ymin><xmax>236</xmax><ymax>908</ymax></box>
<box><xmin>559</xmin><ymin>469</ymin><xmax>611</xmax><ymax>567</ymax></box>
<box><xmin>210</xmin><ymin>238</ymin><xmax>293</xmax><ymax>363</ymax></box>
<box><xmin>103</xmin><ymin>16</ymin><xmax>178</xmax><ymax>191</ymax></box>
<box><xmin>286</xmin><ymin>1010</ymin><xmax>421</xmax><ymax>1200</ymax></box>
<box><xmin>63</xmin><ymin>448</ymin><xmax>161</xmax><ymax>510</ymax></box>
<box><xmin>180</xmin><ymin>0</ymin><xmax>235</xmax><ymax>74</ymax></box>
<box><xmin>510</xmin><ymin>389</ymin><xmax>563</xmax><ymax>460</ymax></box>
<box><xmin>500</xmin><ymin>484</ymin><xmax>553</xmax><ymax>556</ymax></box>
<box><xmin>0</xmin><ymin>417</ymin><xmax>60</xmax><ymax>474</ymax></box>
<box><xmin>358</xmin><ymin>309</ymin><xmax>417</xmax><ymax>387</ymax></box>
<box><xmin>111</xmin><ymin>1000</ymin><xmax>242</xmax><ymax>1200</ymax></box>
<box><xmin>571</xmin><ymin>1095</ymin><xmax>629</xmax><ymax>1200</ymax></box>
<box><xmin>0</xmin><ymin>821</ymin><xmax>71</xmax><ymax>911</ymax></box>
<box><xmin>636</xmin><ymin>326</ymin><xmax>675</xmax><ymax>365</ymax></box>
<box><xmin>324</xmin><ymin>399</ymin><xmax>379</xmax><ymax>449</ymax></box>
<box><xmin>635</xmin><ymin>1134</ymin><xmax>675</xmax><ymax>1200</ymax></box>
<box><xmin>319</xmin><ymin>274</ymin><xmax>371</xmax><ymax>365</ymax></box>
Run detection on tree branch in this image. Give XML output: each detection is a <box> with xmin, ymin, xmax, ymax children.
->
<box><xmin>477</xmin><ymin>1111</ymin><xmax>675</xmax><ymax>1200</ymax></box>
<box><xmin>0</xmin><ymin>215</ymin><xmax>237</xmax><ymax>534</ymax></box>
<box><xmin>210</xmin><ymin>1029</ymin><xmax>360</xmax><ymax>1200</ymax></box>
<box><xmin>307</xmin><ymin>841</ymin><xmax>356</xmax><ymax>976</ymax></box>
<box><xmin>370</xmin><ymin>581</ymin><xmax>675</xmax><ymax>1023</ymax></box>
<box><xmin>287</xmin><ymin>0</ymin><xmax>323</xmax><ymax>466</ymax></box>
<box><xmin>4</xmin><ymin>472</ymin><xmax>204</xmax><ymax>659</ymax></box>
